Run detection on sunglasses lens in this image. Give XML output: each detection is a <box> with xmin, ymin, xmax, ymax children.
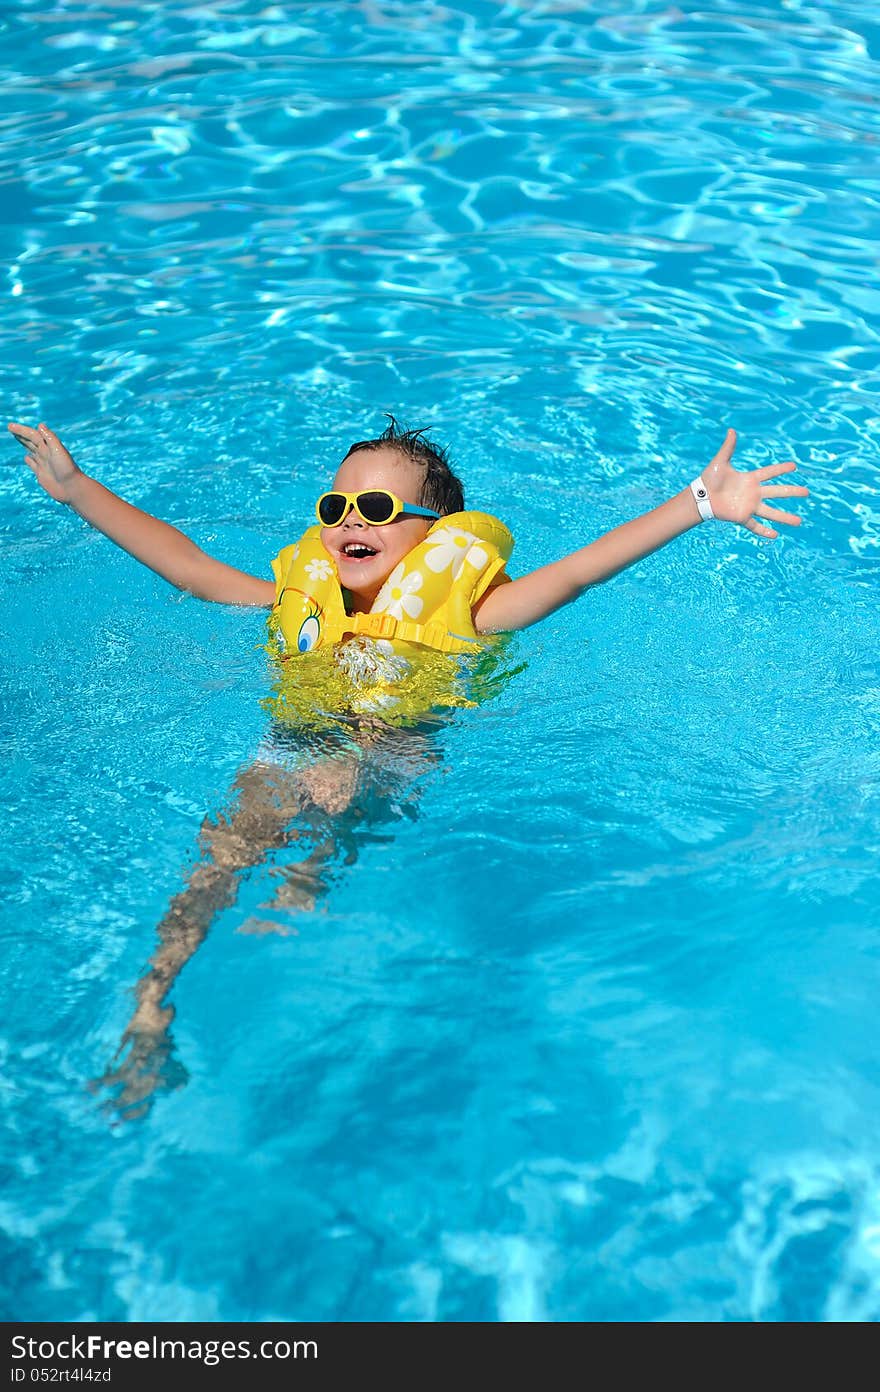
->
<box><xmin>318</xmin><ymin>493</ymin><xmax>347</xmax><ymax>526</ymax></box>
<box><xmin>357</xmin><ymin>491</ymin><xmax>396</xmax><ymax>524</ymax></box>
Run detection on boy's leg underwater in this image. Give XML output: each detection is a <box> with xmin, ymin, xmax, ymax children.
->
<box><xmin>97</xmin><ymin>726</ymin><xmax>439</xmax><ymax>1118</ymax></box>
<box><xmin>97</xmin><ymin>756</ymin><xmax>348</xmax><ymax>1117</ymax></box>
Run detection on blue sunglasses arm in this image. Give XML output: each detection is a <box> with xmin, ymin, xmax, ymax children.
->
<box><xmin>405</xmin><ymin>503</ymin><xmax>441</xmax><ymax>519</ymax></box>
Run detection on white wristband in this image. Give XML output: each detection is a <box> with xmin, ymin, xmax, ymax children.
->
<box><xmin>689</xmin><ymin>475</ymin><xmax>714</xmax><ymax>522</ymax></box>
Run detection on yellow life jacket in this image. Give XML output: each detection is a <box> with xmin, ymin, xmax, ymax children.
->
<box><xmin>265</xmin><ymin>511</ymin><xmax>514</xmax><ymax>728</ymax></box>
<box><xmin>270</xmin><ymin>510</ymin><xmax>513</xmax><ymax>658</ymax></box>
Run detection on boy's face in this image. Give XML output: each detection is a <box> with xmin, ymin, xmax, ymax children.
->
<box><xmin>320</xmin><ymin>447</ymin><xmax>433</xmax><ymax>607</ymax></box>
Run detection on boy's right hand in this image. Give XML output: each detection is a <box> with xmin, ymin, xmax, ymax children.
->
<box><xmin>7</xmin><ymin>421</ymin><xmax>82</xmax><ymax>503</ymax></box>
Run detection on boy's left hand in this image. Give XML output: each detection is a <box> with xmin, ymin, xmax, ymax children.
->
<box><xmin>703</xmin><ymin>428</ymin><xmax>808</xmax><ymax>538</ymax></box>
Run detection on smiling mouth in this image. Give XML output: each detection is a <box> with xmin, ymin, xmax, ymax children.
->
<box><xmin>341</xmin><ymin>542</ymin><xmax>378</xmax><ymax>560</ymax></box>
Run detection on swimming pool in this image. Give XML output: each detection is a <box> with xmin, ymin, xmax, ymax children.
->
<box><xmin>2</xmin><ymin>0</ymin><xmax>880</xmax><ymax>1321</ymax></box>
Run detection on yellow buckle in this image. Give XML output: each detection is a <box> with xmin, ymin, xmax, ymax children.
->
<box><xmin>354</xmin><ymin>612</ymin><xmax>397</xmax><ymax>639</ymax></box>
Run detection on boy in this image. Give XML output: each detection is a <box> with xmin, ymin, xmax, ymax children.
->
<box><xmin>7</xmin><ymin>416</ymin><xmax>808</xmax><ymax>1115</ymax></box>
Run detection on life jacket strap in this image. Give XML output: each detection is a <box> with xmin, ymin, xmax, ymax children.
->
<box><xmin>345</xmin><ymin>611</ymin><xmax>478</xmax><ymax>654</ymax></box>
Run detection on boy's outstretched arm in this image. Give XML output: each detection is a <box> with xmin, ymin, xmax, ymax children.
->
<box><xmin>473</xmin><ymin>429</ymin><xmax>809</xmax><ymax>634</ymax></box>
<box><xmin>8</xmin><ymin>422</ymin><xmax>275</xmax><ymax>606</ymax></box>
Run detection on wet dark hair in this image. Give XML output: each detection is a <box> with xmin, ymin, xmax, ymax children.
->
<box><xmin>344</xmin><ymin>414</ymin><xmax>464</xmax><ymax>516</ymax></box>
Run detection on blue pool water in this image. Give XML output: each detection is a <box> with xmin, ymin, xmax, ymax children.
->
<box><xmin>2</xmin><ymin>0</ymin><xmax>880</xmax><ymax>1322</ymax></box>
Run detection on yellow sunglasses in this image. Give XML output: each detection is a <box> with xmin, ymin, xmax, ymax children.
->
<box><xmin>316</xmin><ymin>490</ymin><xmax>440</xmax><ymax>528</ymax></box>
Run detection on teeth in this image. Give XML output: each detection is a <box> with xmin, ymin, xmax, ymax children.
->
<box><xmin>343</xmin><ymin>545</ymin><xmax>376</xmax><ymax>557</ymax></box>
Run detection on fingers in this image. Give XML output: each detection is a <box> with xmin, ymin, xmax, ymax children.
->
<box><xmin>8</xmin><ymin>420</ymin><xmax>56</xmax><ymax>448</ymax></box>
<box><xmin>8</xmin><ymin>421</ymin><xmax>39</xmax><ymax>447</ymax></box>
<box><xmin>756</xmin><ymin>503</ymin><xmax>802</xmax><ymax>526</ymax></box>
<box><xmin>19</xmin><ymin>443</ymin><xmax>42</xmax><ymax>470</ymax></box>
<box><xmin>8</xmin><ymin>420</ymin><xmax>69</xmax><ymax>476</ymax></box>
<box><xmin>9</xmin><ymin>420</ymin><xmax>50</xmax><ymax>459</ymax></box>
<box><xmin>739</xmin><ymin>455</ymin><xmax>807</xmax><ymax>539</ymax></box>
<box><xmin>760</xmin><ymin>483</ymin><xmax>809</xmax><ymax>497</ymax></box>
<box><xmin>746</xmin><ymin>498</ymin><xmax>805</xmax><ymax>535</ymax></box>
<box><xmin>754</xmin><ymin>460</ymin><xmax>798</xmax><ymax>481</ymax></box>
<box><xmin>708</xmin><ymin>427</ymin><xmax>737</xmax><ymax>469</ymax></box>
<box><xmin>743</xmin><ymin>518</ymin><xmax>779</xmax><ymax>539</ymax></box>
